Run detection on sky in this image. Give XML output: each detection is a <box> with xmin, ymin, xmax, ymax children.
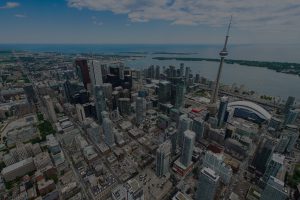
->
<box><xmin>0</xmin><ymin>0</ymin><xmax>300</xmax><ymax>44</ymax></box>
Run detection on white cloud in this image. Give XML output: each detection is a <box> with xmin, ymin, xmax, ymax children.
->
<box><xmin>171</xmin><ymin>19</ymin><xmax>197</xmax><ymax>26</ymax></box>
<box><xmin>93</xmin><ymin>21</ymin><xmax>103</xmax><ymax>26</ymax></box>
<box><xmin>0</xmin><ymin>2</ymin><xmax>20</xmax><ymax>9</ymax></box>
<box><xmin>67</xmin><ymin>0</ymin><xmax>300</xmax><ymax>31</ymax></box>
<box><xmin>15</xmin><ymin>14</ymin><xmax>27</xmax><ymax>18</ymax></box>
<box><xmin>91</xmin><ymin>16</ymin><xmax>103</xmax><ymax>26</ymax></box>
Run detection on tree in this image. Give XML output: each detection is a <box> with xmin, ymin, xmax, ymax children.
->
<box><xmin>37</xmin><ymin>113</ymin><xmax>44</xmax><ymax>121</ymax></box>
<box><xmin>193</xmin><ymin>166</ymin><xmax>199</xmax><ymax>179</ymax></box>
<box><xmin>0</xmin><ymin>162</ymin><xmax>6</xmax><ymax>171</ymax></box>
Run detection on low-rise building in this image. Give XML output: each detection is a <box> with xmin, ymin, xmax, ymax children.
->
<box><xmin>1</xmin><ymin>157</ymin><xmax>36</xmax><ymax>181</ymax></box>
<box><xmin>34</xmin><ymin>152</ymin><xmax>53</xmax><ymax>169</ymax></box>
<box><xmin>37</xmin><ymin>179</ymin><xmax>56</xmax><ymax>196</ymax></box>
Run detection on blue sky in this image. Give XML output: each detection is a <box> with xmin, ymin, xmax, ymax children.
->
<box><xmin>0</xmin><ymin>0</ymin><xmax>299</xmax><ymax>44</ymax></box>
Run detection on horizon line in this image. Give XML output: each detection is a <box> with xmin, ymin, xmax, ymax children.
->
<box><xmin>0</xmin><ymin>43</ymin><xmax>299</xmax><ymax>46</ymax></box>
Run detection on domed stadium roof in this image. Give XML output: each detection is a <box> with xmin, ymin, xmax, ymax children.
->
<box><xmin>228</xmin><ymin>101</ymin><xmax>272</xmax><ymax>120</ymax></box>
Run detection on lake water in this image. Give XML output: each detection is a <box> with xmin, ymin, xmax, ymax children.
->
<box><xmin>1</xmin><ymin>44</ymin><xmax>300</xmax><ymax>100</ymax></box>
<box><xmin>126</xmin><ymin>55</ymin><xmax>300</xmax><ymax>101</ymax></box>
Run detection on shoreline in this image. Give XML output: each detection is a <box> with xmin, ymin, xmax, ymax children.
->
<box><xmin>152</xmin><ymin>57</ymin><xmax>300</xmax><ymax>77</ymax></box>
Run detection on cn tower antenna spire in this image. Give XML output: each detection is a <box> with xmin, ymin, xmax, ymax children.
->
<box><xmin>209</xmin><ymin>16</ymin><xmax>233</xmax><ymax>113</ymax></box>
<box><xmin>227</xmin><ymin>15</ymin><xmax>232</xmax><ymax>36</ymax></box>
<box><xmin>223</xmin><ymin>15</ymin><xmax>232</xmax><ymax>52</ymax></box>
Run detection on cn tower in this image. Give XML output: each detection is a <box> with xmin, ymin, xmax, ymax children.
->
<box><xmin>209</xmin><ymin>16</ymin><xmax>232</xmax><ymax>114</ymax></box>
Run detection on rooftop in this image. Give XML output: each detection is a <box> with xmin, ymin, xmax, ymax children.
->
<box><xmin>228</xmin><ymin>100</ymin><xmax>272</xmax><ymax>120</ymax></box>
<box><xmin>184</xmin><ymin>130</ymin><xmax>196</xmax><ymax>139</ymax></box>
<box><xmin>272</xmin><ymin>153</ymin><xmax>285</xmax><ymax>164</ymax></box>
<box><xmin>1</xmin><ymin>157</ymin><xmax>33</xmax><ymax>174</ymax></box>
<box><xmin>172</xmin><ymin>191</ymin><xmax>192</xmax><ymax>200</ymax></box>
<box><xmin>111</xmin><ymin>185</ymin><xmax>127</xmax><ymax>200</ymax></box>
<box><xmin>269</xmin><ymin>176</ymin><xmax>285</xmax><ymax>188</ymax></box>
<box><xmin>201</xmin><ymin>167</ymin><xmax>220</xmax><ymax>181</ymax></box>
<box><xmin>126</xmin><ymin>178</ymin><xmax>141</xmax><ymax>193</ymax></box>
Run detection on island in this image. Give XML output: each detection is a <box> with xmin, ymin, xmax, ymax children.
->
<box><xmin>152</xmin><ymin>57</ymin><xmax>300</xmax><ymax>76</ymax></box>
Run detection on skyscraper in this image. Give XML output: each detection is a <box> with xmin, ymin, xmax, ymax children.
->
<box><xmin>209</xmin><ymin>17</ymin><xmax>232</xmax><ymax>114</ymax></box>
<box><xmin>158</xmin><ymin>81</ymin><xmax>171</xmax><ymax>103</ymax></box>
<box><xmin>156</xmin><ymin>140</ymin><xmax>171</xmax><ymax>177</ymax></box>
<box><xmin>75</xmin><ymin>59</ymin><xmax>91</xmax><ymax>89</ymax></box>
<box><xmin>89</xmin><ymin>60</ymin><xmax>103</xmax><ymax>88</ymax></box>
<box><xmin>284</xmin><ymin>96</ymin><xmax>295</xmax><ymax>114</ymax></box>
<box><xmin>101</xmin><ymin>111</ymin><xmax>110</xmax><ymax>119</ymax></box>
<box><xmin>101</xmin><ymin>83</ymin><xmax>113</xmax><ymax>100</ymax></box>
<box><xmin>103</xmin><ymin>117</ymin><xmax>115</xmax><ymax>147</ymax></box>
<box><xmin>43</xmin><ymin>95</ymin><xmax>57</xmax><ymax>123</ymax></box>
<box><xmin>177</xmin><ymin>115</ymin><xmax>193</xmax><ymax>147</ymax></box>
<box><xmin>192</xmin><ymin>117</ymin><xmax>204</xmax><ymax>141</ymax></box>
<box><xmin>148</xmin><ymin>65</ymin><xmax>155</xmax><ymax>79</ymax></box>
<box><xmin>285</xmin><ymin>125</ymin><xmax>299</xmax><ymax>153</ymax></box>
<box><xmin>63</xmin><ymin>80</ymin><xmax>73</xmax><ymax>103</ymax></box>
<box><xmin>217</xmin><ymin>96</ymin><xmax>229</xmax><ymax>127</ymax></box>
<box><xmin>76</xmin><ymin>104</ymin><xmax>86</xmax><ymax>123</ymax></box>
<box><xmin>185</xmin><ymin>66</ymin><xmax>190</xmax><ymax>84</ymax></box>
<box><xmin>275</xmin><ymin>133</ymin><xmax>290</xmax><ymax>153</ymax></box>
<box><xmin>180</xmin><ymin>130</ymin><xmax>195</xmax><ymax>167</ymax></box>
<box><xmin>195</xmin><ymin>73</ymin><xmax>200</xmax><ymax>83</ymax></box>
<box><xmin>268</xmin><ymin>117</ymin><xmax>283</xmax><ymax>132</ymax></box>
<box><xmin>94</xmin><ymin>86</ymin><xmax>106</xmax><ymax>124</ymax></box>
<box><xmin>174</xmin><ymin>80</ymin><xmax>185</xmax><ymax>109</ymax></box>
<box><xmin>180</xmin><ymin>63</ymin><xmax>184</xmax><ymax>77</ymax></box>
<box><xmin>62</xmin><ymin>80</ymin><xmax>86</xmax><ymax>104</ymax></box>
<box><xmin>260</xmin><ymin>176</ymin><xmax>288</xmax><ymax>200</ymax></box>
<box><xmin>166</xmin><ymin>126</ymin><xmax>177</xmax><ymax>155</ymax></box>
<box><xmin>283</xmin><ymin>109</ymin><xmax>299</xmax><ymax>126</ymax></box>
<box><xmin>136</xmin><ymin>97</ymin><xmax>144</xmax><ymax>124</ymax></box>
<box><xmin>86</xmin><ymin>121</ymin><xmax>101</xmax><ymax>144</ymax></box>
<box><xmin>203</xmin><ymin>151</ymin><xmax>233</xmax><ymax>184</ymax></box>
<box><xmin>119</xmin><ymin>63</ymin><xmax>124</xmax><ymax>80</ymax></box>
<box><xmin>262</xmin><ymin>153</ymin><xmax>285</xmax><ymax>183</ymax></box>
<box><xmin>155</xmin><ymin>65</ymin><xmax>160</xmax><ymax>80</ymax></box>
<box><xmin>275</xmin><ymin>125</ymin><xmax>299</xmax><ymax>153</ymax></box>
<box><xmin>196</xmin><ymin>167</ymin><xmax>220</xmax><ymax>200</ymax></box>
<box><xmin>251</xmin><ymin>137</ymin><xmax>275</xmax><ymax>175</ymax></box>
<box><xmin>118</xmin><ymin>98</ymin><xmax>131</xmax><ymax>116</ymax></box>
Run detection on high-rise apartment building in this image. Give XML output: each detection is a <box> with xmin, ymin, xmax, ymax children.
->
<box><xmin>118</xmin><ymin>98</ymin><xmax>131</xmax><ymax>116</ymax></box>
<box><xmin>180</xmin><ymin>130</ymin><xmax>195</xmax><ymax>167</ymax></box>
<box><xmin>94</xmin><ymin>86</ymin><xmax>106</xmax><ymax>123</ymax></box>
<box><xmin>43</xmin><ymin>95</ymin><xmax>57</xmax><ymax>123</ymax></box>
<box><xmin>192</xmin><ymin>117</ymin><xmax>205</xmax><ymax>141</ymax></box>
<box><xmin>285</xmin><ymin>125</ymin><xmax>299</xmax><ymax>153</ymax></box>
<box><xmin>156</xmin><ymin>141</ymin><xmax>171</xmax><ymax>177</ymax></box>
<box><xmin>283</xmin><ymin>109</ymin><xmax>298</xmax><ymax>126</ymax></box>
<box><xmin>262</xmin><ymin>153</ymin><xmax>285</xmax><ymax>183</ymax></box>
<box><xmin>260</xmin><ymin>176</ymin><xmax>288</xmax><ymax>200</ymax></box>
<box><xmin>136</xmin><ymin>97</ymin><xmax>144</xmax><ymax>124</ymax></box>
<box><xmin>178</xmin><ymin>115</ymin><xmax>193</xmax><ymax>147</ymax></box>
<box><xmin>89</xmin><ymin>60</ymin><xmax>103</xmax><ymax>88</ymax></box>
<box><xmin>174</xmin><ymin>81</ymin><xmax>185</xmax><ymax>109</ymax></box>
<box><xmin>284</xmin><ymin>96</ymin><xmax>295</xmax><ymax>114</ymax></box>
<box><xmin>75</xmin><ymin>59</ymin><xmax>91</xmax><ymax>89</ymax></box>
<box><xmin>196</xmin><ymin>167</ymin><xmax>220</xmax><ymax>200</ymax></box>
<box><xmin>251</xmin><ymin>137</ymin><xmax>275</xmax><ymax>175</ymax></box>
<box><xmin>158</xmin><ymin>81</ymin><xmax>171</xmax><ymax>103</ymax></box>
<box><xmin>217</xmin><ymin>96</ymin><xmax>229</xmax><ymax>127</ymax></box>
<box><xmin>203</xmin><ymin>151</ymin><xmax>233</xmax><ymax>184</ymax></box>
<box><xmin>103</xmin><ymin>117</ymin><xmax>115</xmax><ymax>147</ymax></box>
<box><xmin>76</xmin><ymin>104</ymin><xmax>86</xmax><ymax>123</ymax></box>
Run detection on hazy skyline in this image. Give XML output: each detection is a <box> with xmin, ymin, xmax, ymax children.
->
<box><xmin>0</xmin><ymin>0</ymin><xmax>300</xmax><ymax>44</ymax></box>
